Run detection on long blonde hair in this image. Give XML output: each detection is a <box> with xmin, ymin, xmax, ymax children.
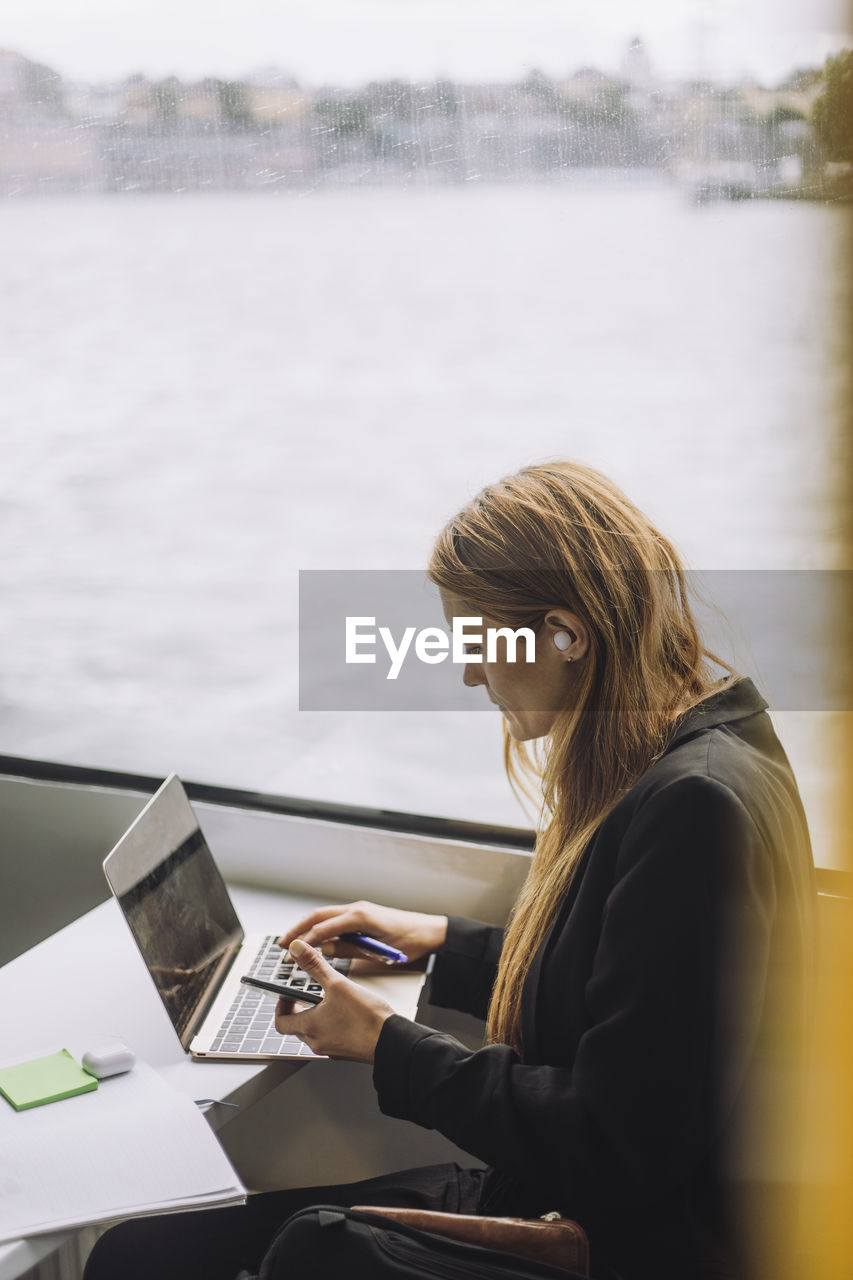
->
<box><xmin>428</xmin><ymin>461</ymin><xmax>737</xmax><ymax>1055</ymax></box>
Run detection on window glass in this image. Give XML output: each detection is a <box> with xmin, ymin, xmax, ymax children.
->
<box><xmin>1</xmin><ymin>3</ymin><xmax>850</xmax><ymax>865</ymax></box>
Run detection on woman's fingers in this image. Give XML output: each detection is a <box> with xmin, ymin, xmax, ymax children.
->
<box><xmin>279</xmin><ymin>918</ymin><xmax>363</xmax><ymax>952</ymax></box>
<box><xmin>288</xmin><ymin>938</ymin><xmax>337</xmax><ymax>985</ymax></box>
<box><xmin>277</xmin><ymin>902</ymin><xmax>448</xmax><ymax>964</ymax></box>
<box><xmin>276</xmin><ymin>907</ymin><xmax>340</xmax><ymax>950</ymax></box>
<box><xmin>277</xmin><ymin>903</ymin><xmax>372</xmax><ymax>950</ymax></box>
<box><xmin>315</xmin><ymin>938</ymin><xmax>377</xmax><ymax>960</ymax></box>
<box><xmin>273</xmin><ymin>939</ymin><xmax>394</xmax><ymax>1063</ymax></box>
<box><xmin>274</xmin><ymin>998</ymin><xmax>320</xmax><ymax>1049</ymax></box>
<box><xmin>274</xmin><ymin>941</ymin><xmax>336</xmax><ymax>1035</ymax></box>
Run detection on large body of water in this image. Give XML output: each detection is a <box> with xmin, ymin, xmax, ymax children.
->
<box><xmin>1</xmin><ymin>177</ymin><xmax>848</xmax><ymax>862</ymax></box>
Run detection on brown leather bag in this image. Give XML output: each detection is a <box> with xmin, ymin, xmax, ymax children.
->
<box><xmin>350</xmin><ymin>1206</ymin><xmax>590</xmax><ymax>1276</ymax></box>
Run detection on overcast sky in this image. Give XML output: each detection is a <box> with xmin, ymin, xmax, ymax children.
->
<box><xmin>4</xmin><ymin>0</ymin><xmax>851</xmax><ymax>87</ymax></box>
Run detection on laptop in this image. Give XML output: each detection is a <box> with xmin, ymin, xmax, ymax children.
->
<box><xmin>103</xmin><ymin>773</ymin><xmax>427</xmax><ymax>1061</ymax></box>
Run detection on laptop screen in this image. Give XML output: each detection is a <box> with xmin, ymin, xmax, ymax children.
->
<box><xmin>104</xmin><ymin>775</ymin><xmax>244</xmax><ymax>1046</ymax></box>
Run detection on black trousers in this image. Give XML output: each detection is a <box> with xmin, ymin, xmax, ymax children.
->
<box><xmin>82</xmin><ymin>1163</ymin><xmax>488</xmax><ymax>1280</ymax></box>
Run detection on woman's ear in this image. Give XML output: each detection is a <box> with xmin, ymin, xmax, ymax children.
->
<box><xmin>543</xmin><ymin>610</ymin><xmax>589</xmax><ymax>661</ymax></box>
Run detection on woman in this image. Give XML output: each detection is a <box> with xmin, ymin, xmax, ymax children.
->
<box><xmin>85</xmin><ymin>461</ymin><xmax>816</xmax><ymax>1280</ymax></box>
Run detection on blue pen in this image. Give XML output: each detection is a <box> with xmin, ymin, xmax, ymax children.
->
<box><xmin>339</xmin><ymin>933</ymin><xmax>408</xmax><ymax>964</ymax></box>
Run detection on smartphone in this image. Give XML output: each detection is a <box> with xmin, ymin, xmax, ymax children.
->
<box><xmin>240</xmin><ymin>975</ymin><xmax>324</xmax><ymax>1004</ymax></box>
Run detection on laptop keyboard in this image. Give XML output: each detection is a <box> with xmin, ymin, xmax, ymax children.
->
<box><xmin>210</xmin><ymin>935</ymin><xmax>350</xmax><ymax>1058</ymax></box>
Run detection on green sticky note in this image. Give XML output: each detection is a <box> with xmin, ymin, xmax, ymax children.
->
<box><xmin>0</xmin><ymin>1049</ymin><xmax>98</xmax><ymax>1111</ymax></box>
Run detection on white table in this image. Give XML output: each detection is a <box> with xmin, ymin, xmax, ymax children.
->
<box><xmin>0</xmin><ymin>886</ymin><xmax>322</xmax><ymax>1280</ymax></box>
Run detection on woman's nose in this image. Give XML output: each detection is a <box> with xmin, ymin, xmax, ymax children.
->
<box><xmin>463</xmin><ymin>661</ymin><xmax>486</xmax><ymax>688</ymax></box>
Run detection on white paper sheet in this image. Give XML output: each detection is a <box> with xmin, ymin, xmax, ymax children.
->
<box><xmin>0</xmin><ymin>1061</ymin><xmax>245</xmax><ymax>1243</ymax></box>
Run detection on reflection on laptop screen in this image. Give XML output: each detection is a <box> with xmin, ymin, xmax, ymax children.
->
<box><xmin>117</xmin><ymin>827</ymin><xmax>243</xmax><ymax>1039</ymax></box>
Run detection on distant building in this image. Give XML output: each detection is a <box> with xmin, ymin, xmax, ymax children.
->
<box><xmin>177</xmin><ymin>82</ymin><xmax>221</xmax><ymax>125</ymax></box>
<box><xmin>64</xmin><ymin>81</ymin><xmax>125</xmax><ymax>121</ymax></box>
<box><xmin>245</xmin><ymin>84</ymin><xmax>310</xmax><ymax>125</ymax></box>
<box><xmin>558</xmin><ymin>67</ymin><xmax>619</xmax><ymax>104</ymax></box>
<box><xmin>621</xmin><ymin>38</ymin><xmax>654</xmax><ymax>92</ymax></box>
<box><xmin>0</xmin><ymin>43</ymin><xmax>832</xmax><ymax>195</ymax></box>
<box><xmin>119</xmin><ymin>76</ymin><xmax>160</xmax><ymax>128</ymax></box>
<box><xmin>0</xmin><ymin>49</ymin><xmax>33</xmax><ymax>99</ymax></box>
<box><xmin>738</xmin><ymin>81</ymin><xmax>820</xmax><ymax>124</ymax></box>
<box><xmin>0</xmin><ymin>47</ymin><xmax>64</xmax><ymax>117</ymax></box>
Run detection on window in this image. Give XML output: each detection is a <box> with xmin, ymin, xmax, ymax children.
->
<box><xmin>1</xmin><ymin>4</ymin><xmax>849</xmax><ymax>864</ymax></box>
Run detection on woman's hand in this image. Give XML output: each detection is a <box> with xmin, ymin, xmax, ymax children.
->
<box><xmin>278</xmin><ymin>900</ymin><xmax>448</xmax><ymax>965</ymax></box>
<box><xmin>274</xmin><ymin>939</ymin><xmax>394</xmax><ymax>1063</ymax></box>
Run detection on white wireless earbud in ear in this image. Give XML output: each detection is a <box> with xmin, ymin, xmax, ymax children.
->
<box><xmin>553</xmin><ymin>632</ymin><xmax>572</xmax><ymax>651</ymax></box>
